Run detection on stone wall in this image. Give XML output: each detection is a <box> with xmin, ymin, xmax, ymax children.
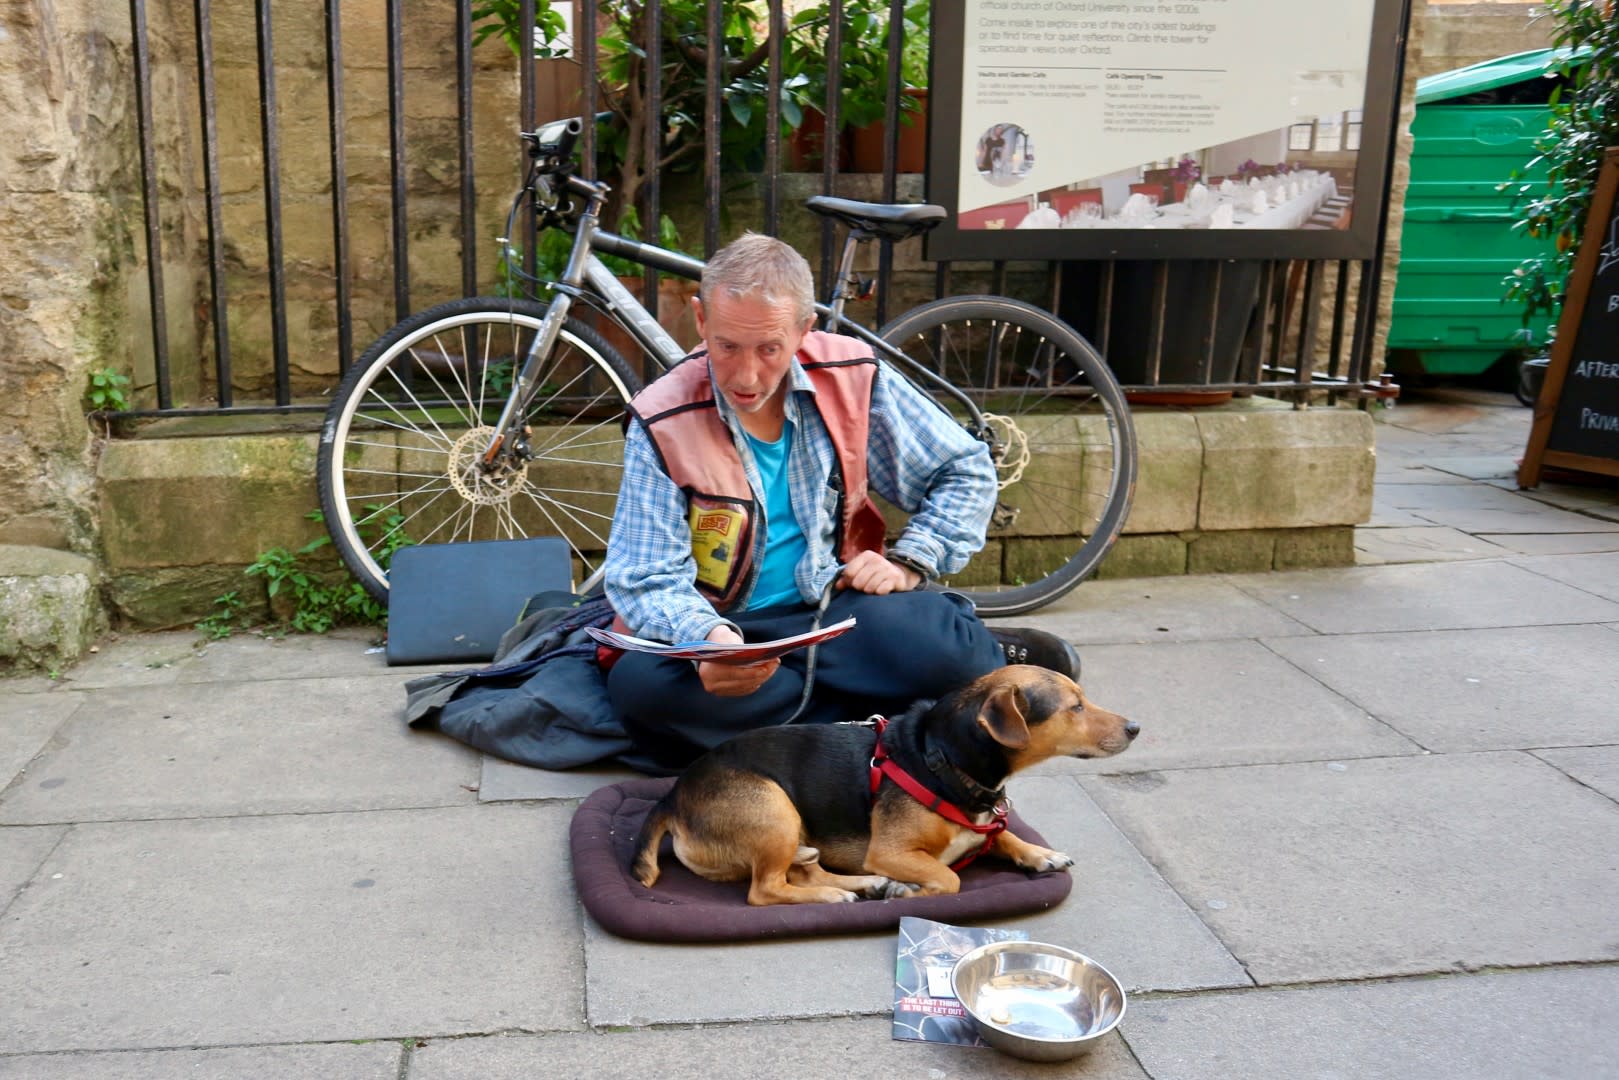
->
<box><xmin>0</xmin><ymin>0</ymin><xmax>138</xmax><ymax>555</ymax></box>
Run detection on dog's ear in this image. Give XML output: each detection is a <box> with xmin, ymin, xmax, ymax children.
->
<box><xmin>977</xmin><ymin>684</ymin><xmax>1031</xmax><ymax>749</ymax></box>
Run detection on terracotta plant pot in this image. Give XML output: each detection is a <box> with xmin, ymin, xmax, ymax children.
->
<box><xmin>848</xmin><ymin>88</ymin><xmax>928</xmax><ymax>174</ymax></box>
<box><xmin>787</xmin><ymin>108</ymin><xmax>851</xmax><ymax>171</ymax></box>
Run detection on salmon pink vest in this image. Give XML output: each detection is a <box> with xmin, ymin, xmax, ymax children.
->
<box><xmin>627</xmin><ymin>331</ymin><xmax>888</xmax><ymax>611</ymax></box>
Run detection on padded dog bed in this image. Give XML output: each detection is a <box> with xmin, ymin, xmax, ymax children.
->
<box><xmin>571</xmin><ymin>777</ymin><xmax>1072</xmax><ymax>943</ymax></box>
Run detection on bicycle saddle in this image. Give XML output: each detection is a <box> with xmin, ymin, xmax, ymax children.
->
<box><xmin>804</xmin><ymin>196</ymin><xmax>947</xmax><ymax>242</ymax></box>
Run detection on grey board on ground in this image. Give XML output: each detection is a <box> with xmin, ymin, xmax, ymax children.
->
<box><xmin>582</xmin><ymin>773</ymin><xmax>1245</xmax><ymax>1029</ymax></box>
<box><xmin>1125</xmin><ymin>966</ymin><xmax>1619</xmax><ymax>1080</ymax></box>
<box><xmin>0</xmin><ymin>804</ymin><xmax>582</xmax><ymax>1053</ymax></box>
<box><xmin>1232</xmin><ymin>560</ymin><xmax>1619</xmax><ymax>635</ymax></box>
<box><xmin>0</xmin><ymin>1042</ymin><xmax>403</xmax><ymax>1080</ymax></box>
<box><xmin>1030</xmin><ymin>640</ymin><xmax>1420</xmax><ymax>774</ymax></box>
<box><xmin>1081</xmin><ymin>751</ymin><xmax>1619</xmax><ymax>984</ymax></box>
<box><xmin>995</xmin><ymin>575</ymin><xmax>1312</xmax><ymax>646</ymax></box>
<box><xmin>0</xmin><ymin>677</ymin><xmax>481</xmax><ymax>824</ymax></box>
<box><xmin>406</xmin><ymin>1017</ymin><xmax>1148</xmax><ymax>1080</ymax></box>
<box><xmin>1264</xmin><ymin>624</ymin><xmax>1619</xmax><ymax>752</ymax></box>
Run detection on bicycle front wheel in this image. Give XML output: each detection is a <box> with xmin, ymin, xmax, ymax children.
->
<box><xmin>879</xmin><ymin>296</ymin><xmax>1137</xmax><ymax>618</ymax></box>
<box><xmin>318</xmin><ymin>296</ymin><xmax>642</xmax><ymax>603</ymax></box>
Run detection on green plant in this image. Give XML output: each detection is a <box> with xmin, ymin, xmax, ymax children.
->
<box><xmin>471</xmin><ymin>0</ymin><xmax>568</xmax><ymax>58</ymax></box>
<box><xmin>196</xmin><ymin>590</ymin><xmax>248</xmax><ymax>640</ymax></box>
<box><xmin>1504</xmin><ymin>2</ymin><xmax>1618</xmax><ymax>333</ymax></box>
<box><xmin>202</xmin><ymin>508</ymin><xmax>408</xmax><ymax>639</ymax></box>
<box><xmin>85</xmin><ymin>367</ymin><xmax>131</xmax><ymax>413</ymax></box>
<box><xmin>791</xmin><ymin>0</ymin><xmax>928</xmax><ymax>132</ymax></box>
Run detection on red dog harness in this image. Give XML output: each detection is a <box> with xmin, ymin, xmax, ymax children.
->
<box><xmin>867</xmin><ymin>716</ymin><xmax>1010</xmax><ymax>872</ymax></box>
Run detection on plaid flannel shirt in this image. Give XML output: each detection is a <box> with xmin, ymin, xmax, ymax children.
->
<box><xmin>603</xmin><ymin>352</ymin><xmax>995</xmax><ymax>645</ymax></box>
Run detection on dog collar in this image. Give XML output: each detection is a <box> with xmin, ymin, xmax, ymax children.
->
<box><xmin>867</xmin><ymin>715</ymin><xmax>1009</xmax><ymax>872</ymax></box>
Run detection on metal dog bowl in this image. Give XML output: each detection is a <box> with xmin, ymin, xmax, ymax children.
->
<box><xmin>951</xmin><ymin>941</ymin><xmax>1126</xmax><ymax>1062</ymax></box>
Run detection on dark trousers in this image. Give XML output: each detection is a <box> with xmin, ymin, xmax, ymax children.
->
<box><xmin>607</xmin><ymin>589</ymin><xmax>1003</xmax><ymax>773</ymax></box>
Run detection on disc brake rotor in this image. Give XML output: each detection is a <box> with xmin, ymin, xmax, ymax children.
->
<box><xmin>449</xmin><ymin>427</ymin><xmax>528</xmax><ymax>506</ymax></box>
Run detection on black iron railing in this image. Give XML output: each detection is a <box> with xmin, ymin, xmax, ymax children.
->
<box><xmin>115</xmin><ymin>0</ymin><xmax>1396</xmax><ymax>421</ymax></box>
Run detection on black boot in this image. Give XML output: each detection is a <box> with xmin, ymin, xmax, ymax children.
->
<box><xmin>988</xmin><ymin>627</ymin><xmax>1082</xmax><ymax>681</ymax></box>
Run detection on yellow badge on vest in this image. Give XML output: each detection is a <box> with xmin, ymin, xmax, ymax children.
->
<box><xmin>688</xmin><ymin>505</ymin><xmax>744</xmax><ymax>589</ymax></box>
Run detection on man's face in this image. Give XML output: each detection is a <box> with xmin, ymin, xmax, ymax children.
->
<box><xmin>693</xmin><ymin>292</ymin><xmax>812</xmax><ymax>419</ymax></box>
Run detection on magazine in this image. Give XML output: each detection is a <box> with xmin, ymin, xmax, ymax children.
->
<box><xmin>584</xmin><ymin>616</ymin><xmax>857</xmax><ymax>665</ymax></box>
<box><xmin>892</xmin><ymin>916</ymin><xmax>1029</xmax><ymax>1047</ymax></box>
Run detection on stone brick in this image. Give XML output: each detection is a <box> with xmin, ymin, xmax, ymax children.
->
<box><xmin>1123</xmin><ymin>410</ymin><xmax>1201</xmax><ymax>534</ymax></box>
<box><xmin>1094</xmin><ymin>533</ymin><xmax>1188</xmax><ymax>580</ymax></box>
<box><xmin>1195</xmin><ymin>408</ymin><xmax>1374</xmax><ymax>530</ymax></box>
<box><xmin>106</xmin><ymin>565</ymin><xmax>272</xmax><ymax>631</ymax></box>
<box><xmin>1187</xmin><ymin>529</ymin><xmax>1278</xmax><ymax>575</ymax></box>
<box><xmin>98</xmin><ymin>435</ymin><xmax>325</xmax><ymax>569</ymax></box>
<box><xmin>0</xmin><ymin>546</ymin><xmax>106</xmax><ymax>671</ymax></box>
<box><xmin>1274</xmin><ymin>525</ymin><xmax>1357</xmax><ymax>570</ymax></box>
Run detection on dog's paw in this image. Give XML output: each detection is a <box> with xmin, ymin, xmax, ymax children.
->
<box><xmin>855</xmin><ymin>877</ymin><xmax>894</xmax><ymax>899</ymax></box>
<box><xmin>881</xmin><ymin>879</ymin><xmax>925</xmax><ymax>900</ymax></box>
<box><xmin>1017</xmin><ymin>847</ymin><xmax>1075</xmax><ymax>873</ymax></box>
<box><xmin>832</xmin><ymin>889</ymin><xmax>861</xmax><ymax>903</ymax></box>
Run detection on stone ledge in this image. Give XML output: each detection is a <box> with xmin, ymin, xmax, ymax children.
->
<box><xmin>93</xmin><ymin>403</ymin><xmax>1375</xmax><ymax>627</ymax></box>
<box><xmin>0</xmin><ymin>545</ymin><xmax>107</xmax><ymax>672</ymax></box>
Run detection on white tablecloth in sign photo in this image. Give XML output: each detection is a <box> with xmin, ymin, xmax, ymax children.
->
<box><xmin>1021</xmin><ymin>171</ymin><xmax>1339</xmax><ymax>231</ymax></box>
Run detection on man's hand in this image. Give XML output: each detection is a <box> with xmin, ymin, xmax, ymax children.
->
<box><xmin>835</xmin><ymin>550</ymin><xmax>922</xmax><ymax>595</ymax></box>
<box><xmin>695</xmin><ymin>624</ymin><xmax>780</xmax><ymax>697</ymax></box>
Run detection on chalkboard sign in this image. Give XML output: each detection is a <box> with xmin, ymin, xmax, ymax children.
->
<box><xmin>1520</xmin><ymin>147</ymin><xmax>1619</xmax><ymax>486</ymax></box>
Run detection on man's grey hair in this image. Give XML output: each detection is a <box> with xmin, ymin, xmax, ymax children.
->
<box><xmin>700</xmin><ymin>232</ymin><xmax>816</xmax><ymax>327</ymax></box>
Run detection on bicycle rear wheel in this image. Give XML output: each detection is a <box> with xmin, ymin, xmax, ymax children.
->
<box><xmin>879</xmin><ymin>296</ymin><xmax>1136</xmax><ymax>618</ymax></box>
<box><xmin>317</xmin><ymin>296</ymin><xmax>641</xmax><ymax>603</ymax></box>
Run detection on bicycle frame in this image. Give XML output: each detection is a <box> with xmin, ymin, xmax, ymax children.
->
<box><xmin>485</xmin><ymin>159</ymin><xmax>992</xmax><ymax>470</ymax></box>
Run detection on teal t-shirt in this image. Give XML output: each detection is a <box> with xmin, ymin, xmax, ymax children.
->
<box><xmin>744</xmin><ymin>424</ymin><xmax>808</xmax><ymax>609</ymax></box>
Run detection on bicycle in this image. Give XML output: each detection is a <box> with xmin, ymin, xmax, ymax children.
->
<box><xmin>317</xmin><ymin>115</ymin><xmax>1137</xmax><ymax>619</ymax></box>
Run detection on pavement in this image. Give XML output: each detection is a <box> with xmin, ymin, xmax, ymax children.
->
<box><xmin>3</xmin><ymin>387</ymin><xmax>1618</xmax><ymax>1079</ymax></box>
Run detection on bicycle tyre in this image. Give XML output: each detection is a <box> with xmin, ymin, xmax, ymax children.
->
<box><xmin>878</xmin><ymin>296</ymin><xmax>1137</xmax><ymax>618</ymax></box>
<box><xmin>318</xmin><ymin>296</ymin><xmax>641</xmax><ymax>603</ymax></box>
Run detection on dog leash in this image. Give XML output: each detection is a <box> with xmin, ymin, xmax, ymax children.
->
<box><xmin>865</xmin><ymin>715</ymin><xmax>1010</xmax><ymax>871</ymax></box>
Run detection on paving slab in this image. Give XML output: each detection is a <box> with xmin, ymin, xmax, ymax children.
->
<box><xmin>997</xmin><ymin>576</ymin><xmax>1313</xmax><ymax>646</ymax></box>
<box><xmin>995</xmin><ymin>776</ymin><xmax>1248</xmax><ymax>993</ymax></box>
<box><xmin>1027</xmin><ymin>641</ymin><xmax>1419</xmax><ymax>775</ymax></box>
<box><xmin>0</xmin><ymin>803</ymin><xmax>581</xmax><ymax>1052</ymax></box>
<box><xmin>1512</xmin><ymin>550</ymin><xmax>1619</xmax><ymax>603</ymax></box>
<box><xmin>0</xmin><ymin>825</ymin><xmax>65</xmax><ymax>911</ymax></box>
<box><xmin>407</xmin><ymin>1017</ymin><xmax>1147</xmax><ymax>1079</ymax></box>
<box><xmin>1264</xmin><ymin>625</ymin><xmax>1619</xmax><ymax>752</ymax></box>
<box><xmin>1125</xmin><ymin>966</ymin><xmax>1619</xmax><ymax>1080</ymax></box>
<box><xmin>1352</xmin><ymin>525</ymin><xmax>1514</xmax><ymax>564</ymax></box>
<box><xmin>0</xmin><ymin>1042</ymin><xmax>404</xmax><ymax>1079</ymax></box>
<box><xmin>1232</xmin><ymin>560</ymin><xmax>1619</xmax><ymax>634</ymax></box>
<box><xmin>1478</xmin><ymin>531</ymin><xmax>1619</xmax><ymax>555</ymax></box>
<box><xmin>42</xmin><ymin>632</ymin><xmax>200</xmax><ymax>689</ymax></box>
<box><xmin>479</xmin><ymin>755</ymin><xmax>639</xmax><ymax>802</ymax></box>
<box><xmin>582</xmin><ymin>774</ymin><xmax>1244</xmax><ymax>1027</ymax></box>
<box><xmin>1379</xmin><ymin>482</ymin><xmax>1619</xmax><ymax>534</ymax></box>
<box><xmin>176</xmin><ymin>627</ymin><xmax>391</xmax><ymax>683</ymax></box>
<box><xmin>1371</xmin><ymin>461</ymin><xmax>1474</xmax><ymax>485</ymax></box>
<box><xmin>1081</xmin><ymin>752</ymin><xmax>1619</xmax><ymax>984</ymax></box>
<box><xmin>1421</xmin><ymin>454</ymin><xmax>1521</xmax><ymax>482</ymax></box>
<box><xmin>1534</xmin><ymin>746</ymin><xmax>1619</xmax><ymax>804</ymax></box>
<box><xmin>1363</xmin><ymin>499</ymin><xmax>1431</xmax><ymax>527</ymax></box>
<box><xmin>0</xmin><ymin>692</ymin><xmax>79</xmax><ymax>789</ymax></box>
<box><xmin>0</xmin><ymin>677</ymin><xmax>481</xmax><ymax>824</ymax></box>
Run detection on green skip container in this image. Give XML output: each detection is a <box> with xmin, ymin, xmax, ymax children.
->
<box><xmin>1385</xmin><ymin>48</ymin><xmax>1582</xmax><ymax>378</ymax></box>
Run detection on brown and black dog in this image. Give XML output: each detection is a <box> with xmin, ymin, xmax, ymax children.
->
<box><xmin>629</xmin><ymin>664</ymin><xmax>1138</xmax><ymax>906</ymax></box>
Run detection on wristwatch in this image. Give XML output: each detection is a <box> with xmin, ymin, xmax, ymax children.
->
<box><xmin>886</xmin><ymin>552</ymin><xmax>934</xmax><ymax>584</ymax></box>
